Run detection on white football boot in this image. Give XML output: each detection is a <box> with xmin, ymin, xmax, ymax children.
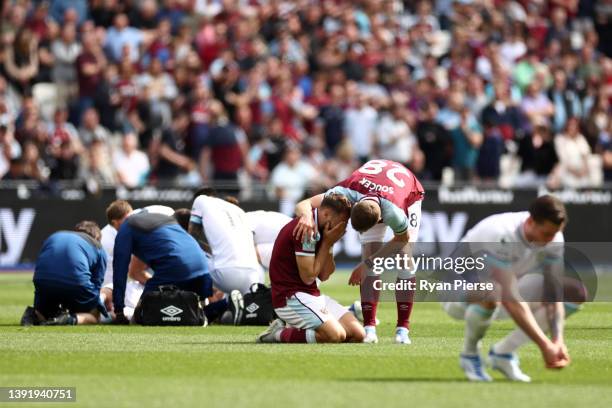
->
<box><xmin>256</xmin><ymin>318</ymin><xmax>285</xmax><ymax>343</ymax></box>
<box><xmin>488</xmin><ymin>349</ymin><xmax>531</xmax><ymax>382</ymax></box>
<box><xmin>363</xmin><ymin>325</ymin><xmax>379</xmax><ymax>344</ymax></box>
<box><xmin>394</xmin><ymin>327</ymin><xmax>412</xmax><ymax>344</ymax></box>
<box><xmin>460</xmin><ymin>354</ymin><xmax>493</xmax><ymax>382</ymax></box>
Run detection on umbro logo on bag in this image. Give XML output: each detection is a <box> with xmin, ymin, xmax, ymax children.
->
<box><xmin>245</xmin><ymin>302</ymin><xmax>259</xmax><ymax>318</ymax></box>
<box><xmin>160</xmin><ymin>305</ymin><xmax>183</xmax><ymax>321</ymax></box>
<box><xmin>246</xmin><ymin>303</ymin><xmax>259</xmax><ymax>313</ymax></box>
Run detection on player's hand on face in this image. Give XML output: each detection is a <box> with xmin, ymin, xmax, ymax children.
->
<box><xmin>348</xmin><ymin>262</ymin><xmax>367</xmax><ymax>286</ymax></box>
<box><xmin>293</xmin><ymin>213</ymin><xmax>315</xmax><ymax>242</ymax></box>
<box><xmin>324</xmin><ymin>221</ymin><xmax>347</xmax><ymax>244</ymax></box>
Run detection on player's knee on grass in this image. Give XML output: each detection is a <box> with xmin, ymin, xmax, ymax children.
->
<box><xmin>76</xmin><ymin>310</ymin><xmax>100</xmax><ymax>325</ymax></box>
<box><xmin>316</xmin><ymin>320</ymin><xmax>347</xmax><ymax>343</ymax></box>
<box><xmin>339</xmin><ymin>313</ymin><xmax>365</xmax><ymax>342</ymax></box>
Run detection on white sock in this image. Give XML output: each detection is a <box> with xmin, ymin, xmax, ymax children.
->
<box><xmin>274</xmin><ymin>330</ymin><xmax>282</xmax><ymax>342</ymax></box>
<box><xmin>306</xmin><ymin>329</ymin><xmax>317</xmax><ymax>344</ymax></box>
<box><xmin>493</xmin><ymin>302</ymin><xmax>581</xmax><ymax>354</ymax></box>
<box><xmin>463</xmin><ymin>304</ymin><xmax>494</xmax><ymax>355</ymax></box>
<box><xmin>493</xmin><ymin>305</ymin><xmax>548</xmax><ymax>354</ymax></box>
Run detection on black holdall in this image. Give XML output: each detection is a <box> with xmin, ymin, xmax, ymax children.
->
<box><xmin>234</xmin><ymin>283</ymin><xmax>276</xmax><ymax>326</ymax></box>
<box><xmin>135</xmin><ymin>285</ymin><xmax>207</xmax><ymax>326</ymax></box>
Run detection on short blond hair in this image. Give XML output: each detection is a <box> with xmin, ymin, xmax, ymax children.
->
<box><xmin>350</xmin><ymin>200</ymin><xmax>380</xmax><ymax>233</ymax></box>
<box><xmin>106</xmin><ymin>200</ymin><xmax>133</xmax><ymax>224</ymax></box>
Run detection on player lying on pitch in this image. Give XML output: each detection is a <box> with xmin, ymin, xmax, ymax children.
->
<box><xmin>442</xmin><ymin>195</ymin><xmax>586</xmax><ymax>382</ymax></box>
<box><xmin>293</xmin><ymin>159</ymin><xmax>424</xmax><ymax>344</ymax></box>
<box><xmin>257</xmin><ymin>193</ymin><xmax>365</xmax><ymax>343</ymax></box>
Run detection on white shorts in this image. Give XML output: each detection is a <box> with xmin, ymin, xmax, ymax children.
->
<box><xmin>123</xmin><ymin>280</ymin><xmax>145</xmax><ymax>320</ymax></box>
<box><xmin>99</xmin><ymin>279</ymin><xmax>144</xmax><ymax>320</ymax></box>
<box><xmin>359</xmin><ymin>199</ymin><xmax>422</xmax><ymax>244</ymax></box>
<box><xmin>210</xmin><ymin>266</ymin><xmax>264</xmax><ymax>294</ymax></box>
<box><xmin>256</xmin><ymin>243</ymin><xmax>274</xmax><ymax>270</ymax></box>
<box><xmin>441</xmin><ymin>301</ymin><xmax>518</xmax><ymax>321</ymax></box>
<box><xmin>275</xmin><ymin>292</ymin><xmax>349</xmax><ymax>330</ymax></box>
<box><xmin>441</xmin><ymin>273</ymin><xmax>547</xmax><ymax>321</ymax></box>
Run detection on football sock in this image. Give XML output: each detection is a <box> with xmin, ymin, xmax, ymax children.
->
<box><xmin>463</xmin><ymin>304</ymin><xmax>494</xmax><ymax>355</ymax></box>
<box><xmin>493</xmin><ymin>305</ymin><xmax>548</xmax><ymax>354</ymax></box>
<box><xmin>278</xmin><ymin>328</ymin><xmax>316</xmax><ymax>343</ymax></box>
<box><xmin>493</xmin><ymin>302</ymin><xmax>581</xmax><ymax>354</ymax></box>
<box><xmin>361</xmin><ymin>276</ymin><xmax>381</xmax><ymax>327</ymax></box>
<box><xmin>395</xmin><ymin>277</ymin><xmax>415</xmax><ymax>329</ymax></box>
<box><xmin>362</xmin><ymin>302</ymin><xmax>378</xmax><ymax>327</ymax></box>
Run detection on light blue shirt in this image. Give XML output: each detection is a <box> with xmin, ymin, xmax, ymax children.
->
<box><xmin>105</xmin><ymin>27</ymin><xmax>143</xmax><ymax>63</ymax></box>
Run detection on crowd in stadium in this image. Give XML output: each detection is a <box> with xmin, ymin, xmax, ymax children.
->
<box><xmin>1</xmin><ymin>0</ymin><xmax>611</xmax><ymax>198</ymax></box>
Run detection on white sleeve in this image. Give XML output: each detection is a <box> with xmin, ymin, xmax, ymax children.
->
<box><xmin>380</xmin><ymin>200</ymin><xmax>409</xmax><ymax>235</ymax></box>
<box><xmin>100</xmin><ymin>228</ymin><xmax>115</xmax><ymax>288</ymax></box>
<box><xmin>190</xmin><ymin>195</ymin><xmax>209</xmax><ymax>224</ymax></box>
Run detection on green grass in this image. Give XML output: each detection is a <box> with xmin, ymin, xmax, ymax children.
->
<box><xmin>0</xmin><ymin>272</ymin><xmax>611</xmax><ymax>408</ymax></box>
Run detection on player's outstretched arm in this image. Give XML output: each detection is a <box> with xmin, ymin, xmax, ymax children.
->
<box><xmin>293</xmin><ymin>194</ymin><xmax>325</xmax><ymax>242</ymax></box>
<box><xmin>495</xmin><ymin>269</ymin><xmax>568</xmax><ymax>369</ymax></box>
<box><xmin>543</xmin><ymin>262</ymin><xmax>567</xmax><ymax>349</ymax></box>
<box><xmin>349</xmin><ymin>230</ymin><xmax>411</xmax><ymax>285</ymax></box>
<box><xmin>111</xmin><ymin>225</ymin><xmax>133</xmax><ymax>324</ymax></box>
<box><xmin>127</xmin><ymin>256</ymin><xmax>152</xmax><ymax>284</ymax></box>
<box><xmin>187</xmin><ymin>222</ymin><xmax>212</xmax><ymax>254</ymax></box>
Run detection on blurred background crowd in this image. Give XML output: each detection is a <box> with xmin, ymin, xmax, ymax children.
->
<box><xmin>0</xmin><ymin>0</ymin><xmax>611</xmax><ymax>200</ymax></box>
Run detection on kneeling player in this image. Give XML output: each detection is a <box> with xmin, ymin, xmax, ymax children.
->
<box><xmin>443</xmin><ymin>195</ymin><xmax>585</xmax><ymax>382</ymax></box>
<box><xmin>22</xmin><ymin>221</ymin><xmax>107</xmax><ymax>325</ymax></box>
<box><xmin>258</xmin><ymin>194</ymin><xmax>365</xmax><ymax>343</ymax></box>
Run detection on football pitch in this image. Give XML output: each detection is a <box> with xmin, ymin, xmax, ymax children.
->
<box><xmin>0</xmin><ymin>272</ymin><xmax>610</xmax><ymax>408</ymax></box>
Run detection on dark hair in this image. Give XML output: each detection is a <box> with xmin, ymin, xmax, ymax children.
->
<box><xmin>192</xmin><ymin>187</ymin><xmax>217</xmax><ymax>202</ymax></box>
<box><xmin>529</xmin><ymin>195</ymin><xmax>567</xmax><ymax>226</ymax></box>
<box><xmin>75</xmin><ymin>220</ymin><xmax>102</xmax><ymax>242</ymax></box>
<box><xmin>320</xmin><ymin>193</ymin><xmax>352</xmax><ymax>219</ymax></box>
<box><xmin>106</xmin><ymin>200</ymin><xmax>133</xmax><ymax>223</ymax></box>
<box><xmin>173</xmin><ymin>208</ymin><xmax>191</xmax><ymax>231</ymax></box>
<box><xmin>350</xmin><ymin>200</ymin><xmax>380</xmax><ymax>233</ymax></box>
<box><xmin>223</xmin><ymin>195</ymin><xmax>240</xmax><ymax>206</ymax></box>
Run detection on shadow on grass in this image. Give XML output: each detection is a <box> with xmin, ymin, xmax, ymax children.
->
<box><xmin>339</xmin><ymin>377</ymin><xmax>469</xmax><ymax>383</ymax></box>
<box><xmin>174</xmin><ymin>341</ymin><xmax>259</xmax><ymax>345</ymax></box>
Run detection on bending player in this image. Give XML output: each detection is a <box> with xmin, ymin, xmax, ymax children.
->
<box><xmin>189</xmin><ymin>189</ymin><xmax>265</xmax><ymax>294</ymax></box>
<box><xmin>246</xmin><ymin>210</ymin><xmax>292</xmax><ymax>269</ymax></box>
<box><xmin>294</xmin><ymin>159</ymin><xmax>424</xmax><ymax>344</ymax></box>
<box><xmin>100</xmin><ymin>200</ymin><xmax>176</xmax><ymax>320</ymax></box>
<box><xmin>257</xmin><ymin>193</ymin><xmax>365</xmax><ymax>344</ymax></box>
<box><xmin>112</xmin><ymin>207</ymin><xmax>227</xmax><ymax>324</ymax></box>
<box><xmin>442</xmin><ymin>195</ymin><xmax>586</xmax><ymax>382</ymax></box>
